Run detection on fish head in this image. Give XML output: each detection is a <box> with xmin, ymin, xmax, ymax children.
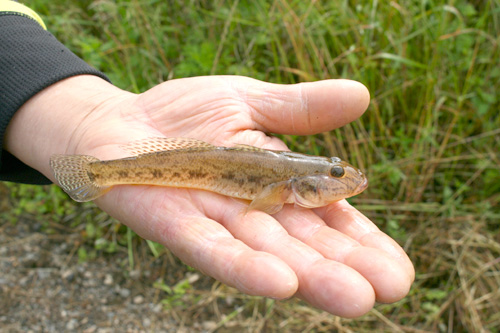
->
<box><xmin>290</xmin><ymin>159</ymin><xmax>368</xmax><ymax>208</ymax></box>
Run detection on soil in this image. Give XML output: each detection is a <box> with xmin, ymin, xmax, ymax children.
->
<box><xmin>0</xmin><ymin>215</ymin><xmax>218</xmax><ymax>332</ymax></box>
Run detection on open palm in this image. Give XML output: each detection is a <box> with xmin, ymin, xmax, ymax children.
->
<box><xmin>56</xmin><ymin>76</ymin><xmax>414</xmax><ymax>317</ymax></box>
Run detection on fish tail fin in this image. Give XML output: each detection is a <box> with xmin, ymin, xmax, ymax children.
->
<box><xmin>50</xmin><ymin>155</ymin><xmax>110</xmax><ymax>202</ymax></box>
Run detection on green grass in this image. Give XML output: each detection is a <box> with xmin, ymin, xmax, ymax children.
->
<box><xmin>3</xmin><ymin>0</ymin><xmax>500</xmax><ymax>331</ymax></box>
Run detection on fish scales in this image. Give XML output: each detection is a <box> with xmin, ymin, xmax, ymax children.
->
<box><xmin>88</xmin><ymin>148</ymin><xmax>331</xmax><ymax>200</ymax></box>
<box><xmin>50</xmin><ymin>137</ymin><xmax>368</xmax><ymax>214</ymax></box>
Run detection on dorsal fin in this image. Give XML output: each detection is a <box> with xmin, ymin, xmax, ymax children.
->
<box><xmin>121</xmin><ymin>137</ymin><xmax>215</xmax><ymax>156</ymax></box>
<box><xmin>230</xmin><ymin>144</ymin><xmax>285</xmax><ymax>158</ymax></box>
<box><xmin>231</xmin><ymin>143</ymin><xmax>268</xmax><ymax>152</ymax></box>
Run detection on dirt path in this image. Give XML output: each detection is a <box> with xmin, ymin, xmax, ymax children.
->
<box><xmin>0</xmin><ymin>216</ymin><xmax>189</xmax><ymax>332</ymax></box>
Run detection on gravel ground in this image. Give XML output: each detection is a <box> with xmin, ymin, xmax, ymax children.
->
<box><xmin>0</xmin><ymin>215</ymin><xmax>207</xmax><ymax>332</ymax></box>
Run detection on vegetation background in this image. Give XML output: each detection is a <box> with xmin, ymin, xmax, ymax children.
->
<box><xmin>1</xmin><ymin>0</ymin><xmax>499</xmax><ymax>331</ymax></box>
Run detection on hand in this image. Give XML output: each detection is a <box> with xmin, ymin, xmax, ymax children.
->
<box><xmin>6</xmin><ymin>75</ymin><xmax>414</xmax><ymax>317</ymax></box>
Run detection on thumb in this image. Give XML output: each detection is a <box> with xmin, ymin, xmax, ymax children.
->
<box><xmin>242</xmin><ymin>79</ymin><xmax>370</xmax><ymax>135</ymax></box>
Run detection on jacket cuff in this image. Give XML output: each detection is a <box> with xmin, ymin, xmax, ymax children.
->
<box><xmin>0</xmin><ymin>14</ymin><xmax>111</xmax><ymax>184</ymax></box>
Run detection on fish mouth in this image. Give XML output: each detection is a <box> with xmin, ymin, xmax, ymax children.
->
<box><xmin>354</xmin><ymin>177</ymin><xmax>368</xmax><ymax>194</ymax></box>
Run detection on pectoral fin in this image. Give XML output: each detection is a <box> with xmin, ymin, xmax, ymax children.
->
<box><xmin>247</xmin><ymin>181</ymin><xmax>292</xmax><ymax>215</ymax></box>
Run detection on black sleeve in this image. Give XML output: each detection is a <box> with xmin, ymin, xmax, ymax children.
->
<box><xmin>0</xmin><ymin>14</ymin><xmax>110</xmax><ymax>185</ymax></box>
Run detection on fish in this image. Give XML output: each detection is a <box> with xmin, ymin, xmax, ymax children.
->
<box><xmin>49</xmin><ymin>137</ymin><xmax>368</xmax><ymax>214</ymax></box>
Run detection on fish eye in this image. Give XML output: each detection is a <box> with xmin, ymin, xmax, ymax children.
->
<box><xmin>330</xmin><ymin>165</ymin><xmax>345</xmax><ymax>178</ymax></box>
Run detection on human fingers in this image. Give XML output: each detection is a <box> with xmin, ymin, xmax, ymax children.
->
<box><xmin>238</xmin><ymin>78</ymin><xmax>370</xmax><ymax>135</ymax></box>
<box><xmin>317</xmin><ymin>200</ymin><xmax>415</xmax><ymax>279</ymax></box>
<box><xmin>198</xmin><ymin>192</ymin><xmax>376</xmax><ymax>318</ymax></box>
<box><xmin>275</xmin><ymin>204</ymin><xmax>413</xmax><ymax>303</ymax></box>
<box><xmin>94</xmin><ymin>186</ymin><xmax>299</xmax><ymax>299</ymax></box>
<box><xmin>135</xmin><ymin>77</ymin><xmax>369</xmax><ymax>137</ymax></box>
<box><xmin>315</xmin><ymin>200</ymin><xmax>415</xmax><ymax>302</ymax></box>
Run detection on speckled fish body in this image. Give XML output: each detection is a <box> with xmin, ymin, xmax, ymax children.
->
<box><xmin>50</xmin><ymin>137</ymin><xmax>368</xmax><ymax>214</ymax></box>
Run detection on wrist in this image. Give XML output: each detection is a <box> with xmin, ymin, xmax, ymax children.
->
<box><xmin>4</xmin><ymin>75</ymin><xmax>131</xmax><ymax>181</ymax></box>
